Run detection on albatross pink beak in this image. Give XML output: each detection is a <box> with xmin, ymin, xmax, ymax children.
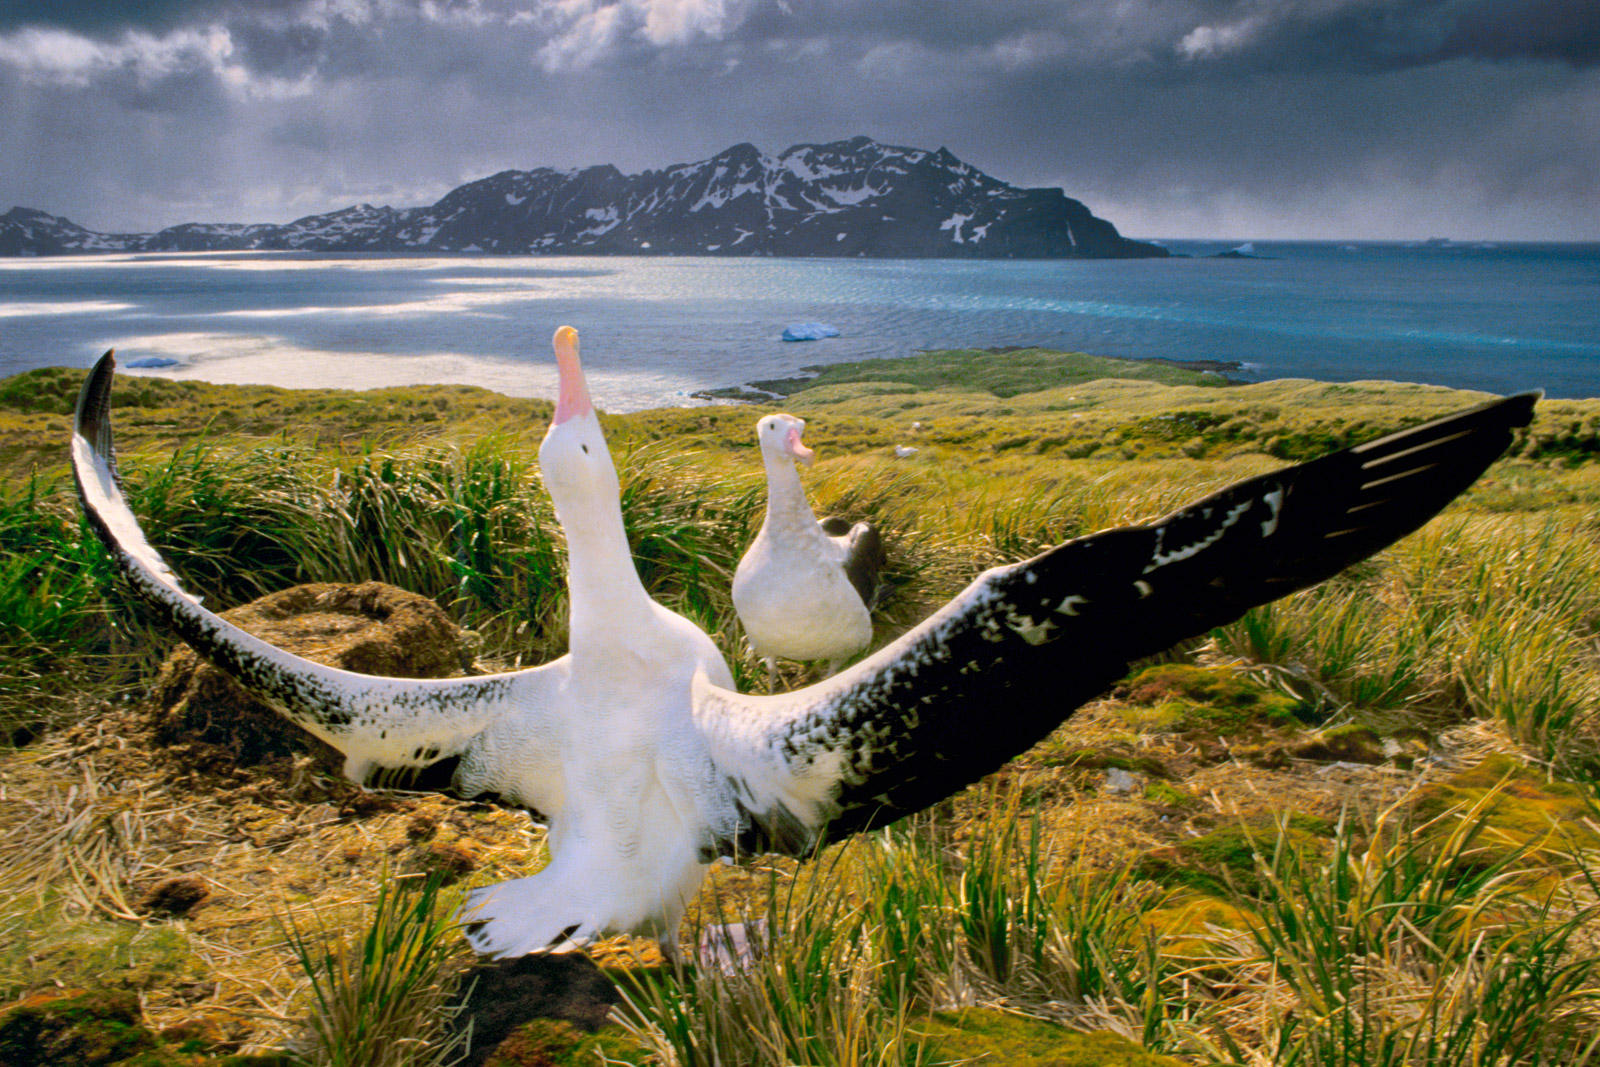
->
<box><xmin>552</xmin><ymin>325</ymin><xmax>592</xmax><ymax>425</ymax></box>
<box><xmin>786</xmin><ymin>426</ymin><xmax>816</xmax><ymax>467</ymax></box>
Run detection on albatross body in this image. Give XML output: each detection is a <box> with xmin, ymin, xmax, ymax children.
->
<box><xmin>71</xmin><ymin>331</ymin><xmax>1537</xmax><ymax>959</ymax></box>
<box><xmin>733</xmin><ymin>413</ymin><xmax>885</xmax><ymax>681</ymax></box>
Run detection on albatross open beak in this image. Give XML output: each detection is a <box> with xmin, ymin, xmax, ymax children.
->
<box><xmin>786</xmin><ymin>426</ymin><xmax>816</xmax><ymax>467</ymax></box>
<box><xmin>552</xmin><ymin>325</ymin><xmax>592</xmax><ymax>425</ymax></box>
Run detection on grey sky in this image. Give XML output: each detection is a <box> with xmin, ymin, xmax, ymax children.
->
<box><xmin>1</xmin><ymin>0</ymin><xmax>1595</xmax><ymax>239</ymax></box>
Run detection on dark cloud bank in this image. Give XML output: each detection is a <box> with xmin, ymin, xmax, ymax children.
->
<box><xmin>0</xmin><ymin>0</ymin><xmax>1595</xmax><ymax>239</ymax></box>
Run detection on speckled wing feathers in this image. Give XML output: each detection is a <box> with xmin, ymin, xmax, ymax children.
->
<box><xmin>701</xmin><ymin>391</ymin><xmax>1538</xmax><ymax>855</ymax></box>
<box><xmin>71</xmin><ymin>351</ymin><xmax>559</xmax><ymax>780</ymax></box>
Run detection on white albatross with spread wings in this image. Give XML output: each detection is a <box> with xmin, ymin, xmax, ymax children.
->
<box><xmin>71</xmin><ymin>329</ymin><xmax>1537</xmax><ymax>959</ymax></box>
<box><xmin>733</xmin><ymin>413</ymin><xmax>887</xmax><ymax>683</ymax></box>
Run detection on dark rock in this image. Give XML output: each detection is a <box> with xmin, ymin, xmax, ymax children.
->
<box><xmin>687</xmin><ymin>385</ymin><xmax>782</xmax><ymax>403</ymax></box>
<box><xmin>450</xmin><ymin>954</ymin><xmax>622</xmax><ymax>1067</ymax></box>
<box><xmin>1140</xmin><ymin>356</ymin><xmax>1245</xmax><ymax>374</ymax></box>
<box><xmin>1288</xmin><ymin>725</ymin><xmax>1386</xmax><ymax>764</ymax></box>
<box><xmin>138</xmin><ymin>875</ymin><xmax>210</xmax><ymax>917</ymax></box>
<box><xmin>743</xmin><ymin>375</ymin><xmax>818</xmax><ymax>397</ymax></box>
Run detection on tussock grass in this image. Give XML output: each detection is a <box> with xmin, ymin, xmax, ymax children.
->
<box><xmin>618</xmin><ymin>854</ymin><xmax>938</xmax><ymax>1067</ymax></box>
<box><xmin>1240</xmin><ymin>799</ymin><xmax>1600</xmax><ymax>1067</ymax></box>
<box><xmin>611</xmin><ymin>790</ymin><xmax>1178</xmax><ymax>1067</ymax></box>
<box><xmin>284</xmin><ymin>872</ymin><xmax>474</xmax><ymax>1067</ymax></box>
<box><xmin>608</xmin><ymin>781</ymin><xmax>1600</xmax><ymax>1066</ymax></box>
<box><xmin>1215</xmin><ymin>513</ymin><xmax>1600</xmax><ymax>769</ymax></box>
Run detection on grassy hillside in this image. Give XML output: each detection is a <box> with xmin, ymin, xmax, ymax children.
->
<box><xmin>3</xmin><ymin>349</ymin><xmax>1599</xmax><ymax>1065</ymax></box>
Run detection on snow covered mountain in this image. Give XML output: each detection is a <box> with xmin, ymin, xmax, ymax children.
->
<box><xmin>1</xmin><ymin>137</ymin><xmax>1165</xmax><ymax>259</ymax></box>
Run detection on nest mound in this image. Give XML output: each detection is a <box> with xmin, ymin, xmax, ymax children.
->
<box><xmin>144</xmin><ymin>581</ymin><xmax>475</xmax><ymax>775</ymax></box>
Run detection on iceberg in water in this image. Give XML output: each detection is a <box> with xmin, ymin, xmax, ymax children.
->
<box><xmin>782</xmin><ymin>322</ymin><xmax>840</xmax><ymax>342</ymax></box>
<box><xmin>124</xmin><ymin>356</ymin><xmax>182</xmax><ymax>369</ymax></box>
<box><xmin>1209</xmin><ymin>241</ymin><xmax>1268</xmax><ymax>260</ymax></box>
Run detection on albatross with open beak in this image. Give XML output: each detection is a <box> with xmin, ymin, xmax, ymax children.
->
<box><xmin>733</xmin><ymin>413</ymin><xmax>886</xmax><ymax>685</ymax></box>
<box><xmin>71</xmin><ymin>328</ymin><xmax>1537</xmax><ymax>960</ymax></box>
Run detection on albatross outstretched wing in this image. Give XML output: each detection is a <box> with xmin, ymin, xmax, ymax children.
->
<box><xmin>72</xmin><ymin>351</ymin><xmax>566</xmax><ymax>784</ymax></box>
<box><xmin>694</xmin><ymin>391</ymin><xmax>1538</xmax><ymax>855</ymax></box>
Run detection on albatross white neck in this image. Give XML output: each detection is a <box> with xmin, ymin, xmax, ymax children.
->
<box><xmin>540</xmin><ymin>327</ymin><xmax>658</xmax><ymax>641</ymax></box>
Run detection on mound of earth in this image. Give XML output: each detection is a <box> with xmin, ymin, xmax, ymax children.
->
<box><xmin>144</xmin><ymin>581</ymin><xmax>477</xmax><ymax>776</ymax></box>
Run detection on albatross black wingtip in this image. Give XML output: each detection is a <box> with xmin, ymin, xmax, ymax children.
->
<box><xmin>1201</xmin><ymin>386</ymin><xmax>1540</xmax><ymax>612</ymax></box>
<box><xmin>1351</xmin><ymin>389</ymin><xmax>1538</xmax><ymax>457</ymax></box>
<box><xmin>1503</xmin><ymin>389</ymin><xmax>1541</xmax><ymax>423</ymax></box>
<box><xmin>74</xmin><ymin>350</ymin><xmax>117</xmax><ymax>460</ymax></box>
<box><xmin>1464</xmin><ymin>388</ymin><xmax>1538</xmax><ymax>428</ymax></box>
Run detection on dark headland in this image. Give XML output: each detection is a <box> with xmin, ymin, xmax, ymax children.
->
<box><xmin>0</xmin><ymin>136</ymin><xmax>1165</xmax><ymax>260</ymax></box>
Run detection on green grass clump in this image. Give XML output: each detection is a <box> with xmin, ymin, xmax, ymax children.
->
<box><xmin>0</xmin><ymin>989</ymin><xmax>160</xmax><ymax>1066</ymax></box>
<box><xmin>0</xmin><ymin>904</ymin><xmax>202</xmax><ymax>1002</ymax></box>
<box><xmin>1216</xmin><ymin>514</ymin><xmax>1600</xmax><ymax>771</ymax></box>
<box><xmin>918</xmin><ymin>1009</ymin><xmax>1188</xmax><ymax>1066</ymax></box>
<box><xmin>478</xmin><ymin>1018</ymin><xmax>651</xmax><ymax>1066</ymax></box>
<box><xmin>0</xmin><ymin>470</ymin><xmax>132</xmax><ymax>740</ymax></box>
<box><xmin>616</xmin><ymin>857</ymin><xmax>940</xmax><ymax>1067</ymax></box>
<box><xmin>1143</xmin><ymin>780</ymin><xmax>1200</xmax><ymax>810</ymax></box>
<box><xmin>1136</xmin><ymin>814</ymin><xmax>1336</xmax><ymax>897</ymax></box>
<box><xmin>1244</xmin><ymin>803</ymin><xmax>1600</xmax><ymax>1066</ymax></box>
<box><xmin>284</xmin><ymin>873</ymin><xmax>472</xmax><ymax>1067</ymax></box>
<box><xmin>614</xmin><ymin>790</ymin><xmax>1183</xmax><ymax>1066</ymax></box>
<box><xmin>1119</xmin><ymin>663</ymin><xmax>1313</xmax><ymax>735</ymax></box>
<box><xmin>1409</xmin><ymin>754</ymin><xmax>1600</xmax><ymax>863</ymax></box>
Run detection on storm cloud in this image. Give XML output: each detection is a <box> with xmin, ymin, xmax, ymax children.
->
<box><xmin>1</xmin><ymin>0</ymin><xmax>1595</xmax><ymax>238</ymax></box>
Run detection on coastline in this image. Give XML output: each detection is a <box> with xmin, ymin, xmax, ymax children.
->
<box><xmin>2</xmin><ymin>244</ymin><xmax>1595</xmax><ymax>403</ymax></box>
<box><xmin>4</xmin><ymin>345</ymin><xmax>1594</xmax><ymax>479</ymax></box>
<box><xmin>692</xmin><ymin>349</ymin><xmax>1249</xmax><ymax>403</ymax></box>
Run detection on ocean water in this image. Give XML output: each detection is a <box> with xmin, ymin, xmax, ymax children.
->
<box><xmin>0</xmin><ymin>240</ymin><xmax>1595</xmax><ymax>410</ymax></box>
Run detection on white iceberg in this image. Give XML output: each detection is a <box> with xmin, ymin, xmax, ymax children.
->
<box><xmin>781</xmin><ymin>322</ymin><xmax>840</xmax><ymax>342</ymax></box>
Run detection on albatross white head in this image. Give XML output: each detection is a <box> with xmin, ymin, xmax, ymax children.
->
<box><xmin>757</xmin><ymin>413</ymin><xmax>815</xmax><ymax>469</ymax></box>
<box><xmin>539</xmin><ymin>326</ymin><xmax>613</xmax><ymax>505</ymax></box>
<box><xmin>538</xmin><ymin>326</ymin><xmax>652</xmax><ymax>637</ymax></box>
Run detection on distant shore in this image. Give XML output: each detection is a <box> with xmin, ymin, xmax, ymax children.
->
<box><xmin>691</xmin><ymin>348</ymin><xmax>1249</xmax><ymax>403</ymax></box>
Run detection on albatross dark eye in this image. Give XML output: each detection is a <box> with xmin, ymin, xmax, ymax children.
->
<box><xmin>581</xmin><ymin>444</ymin><xmax>589</xmax><ymax>453</ymax></box>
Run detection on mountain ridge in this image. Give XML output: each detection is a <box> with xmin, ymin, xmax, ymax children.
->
<box><xmin>1</xmin><ymin>136</ymin><xmax>1166</xmax><ymax>259</ymax></box>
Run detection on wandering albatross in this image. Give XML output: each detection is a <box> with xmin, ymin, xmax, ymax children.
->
<box><xmin>71</xmin><ymin>331</ymin><xmax>1537</xmax><ymax>960</ymax></box>
<box><xmin>733</xmin><ymin>413</ymin><xmax>887</xmax><ymax>684</ymax></box>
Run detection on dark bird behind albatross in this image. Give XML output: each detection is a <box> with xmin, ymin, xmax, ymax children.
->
<box><xmin>71</xmin><ymin>332</ymin><xmax>1536</xmax><ymax>959</ymax></box>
